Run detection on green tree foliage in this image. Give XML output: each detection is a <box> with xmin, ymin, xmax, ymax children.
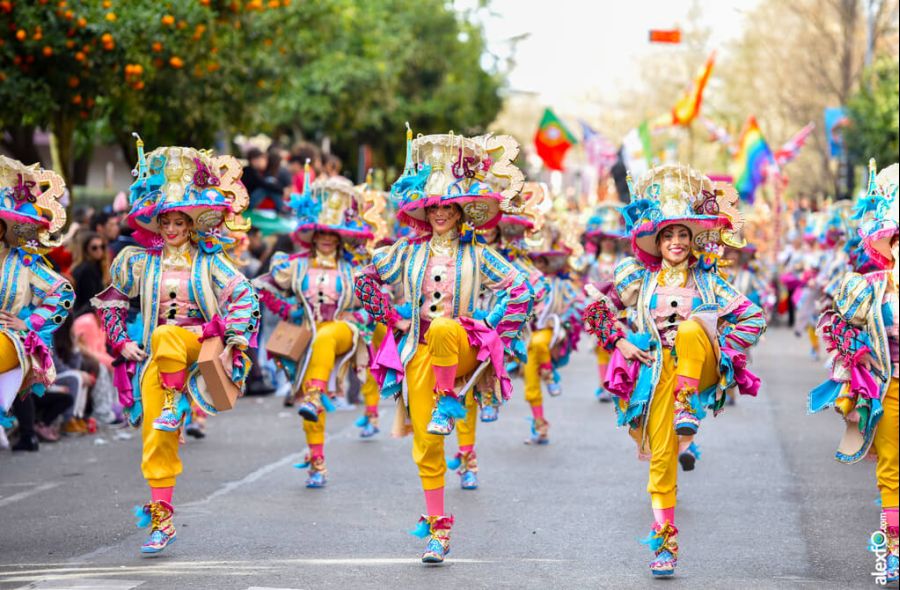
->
<box><xmin>845</xmin><ymin>58</ymin><xmax>900</xmax><ymax>170</ymax></box>
<box><xmin>1</xmin><ymin>0</ymin><xmax>502</xmax><ymax>188</ymax></box>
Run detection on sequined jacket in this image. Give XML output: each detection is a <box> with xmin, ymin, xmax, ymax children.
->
<box><xmin>93</xmin><ymin>245</ymin><xmax>260</xmax><ymax>416</ymax></box>
<box><xmin>811</xmin><ymin>270</ymin><xmax>896</xmax><ymax>463</ymax></box>
<box><xmin>0</xmin><ymin>245</ymin><xmax>74</xmax><ymax>398</ymax></box>
<box><xmin>609</xmin><ymin>257</ymin><xmax>766</xmax><ymax>421</ymax></box>
<box><xmin>254</xmin><ymin>253</ymin><xmax>369</xmax><ymax>393</ymax></box>
<box><xmin>371</xmin><ymin>236</ymin><xmax>533</xmax><ymax>399</ymax></box>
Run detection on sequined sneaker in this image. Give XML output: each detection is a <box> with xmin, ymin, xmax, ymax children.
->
<box><xmin>525</xmin><ymin>417</ymin><xmax>550</xmax><ymax>445</ymax></box>
<box><xmin>136</xmin><ymin>500</ymin><xmax>176</xmax><ymax>555</ymax></box>
<box><xmin>674</xmin><ymin>387</ymin><xmax>700</xmax><ymax>435</ymax></box>
<box><xmin>642</xmin><ymin>522</ymin><xmax>678</xmax><ymax>577</ymax></box>
<box><xmin>480</xmin><ymin>405</ymin><xmax>499</xmax><ymax>422</ymax></box>
<box><xmin>411</xmin><ymin>515</ymin><xmax>454</xmax><ymax>564</ymax></box>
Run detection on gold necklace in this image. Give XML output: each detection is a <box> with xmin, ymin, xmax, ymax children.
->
<box><xmin>315</xmin><ymin>249</ymin><xmax>338</xmax><ymax>269</ymax></box>
<box><xmin>430</xmin><ymin>230</ymin><xmax>458</xmax><ymax>257</ymax></box>
<box><xmin>162</xmin><ymin>242</ymin><xmax>192</xmax><ymax>270</ymax></box>
<box><xmin>658</xmin><ymin>259</ymin><xmax>689</xmax><ymax>288</ymax></box>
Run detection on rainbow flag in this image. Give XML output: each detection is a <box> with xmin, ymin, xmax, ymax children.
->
<box><xmin>732</xmin><ymin>115</ymin><xmax>775</xmax><ymax>203</ymax></box>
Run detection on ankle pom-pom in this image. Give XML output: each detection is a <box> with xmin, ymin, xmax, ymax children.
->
<box><xmin>447</xmin><ymin>454</ymin><xmax>462</xmax><ymax>470</ymax></box>
<box><xmin>437</xmin><ymin>394</ymin><xmax>467</xmax><ymax>419</ymax></box>
<box><xmin>409</xmin><ymin>516</ymin><xmax>431</xmax><ymax>538</ymax></box>
<box><xmin>133</xmin><ymin>505</ymin><xmax>152</xmax><ymax>528</ymax></box>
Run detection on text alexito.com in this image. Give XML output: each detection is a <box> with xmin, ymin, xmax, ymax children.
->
<box><xmin>869</xmin><ymin>513</ymin><xmax>890</xmax><ymax>586</ymax></box>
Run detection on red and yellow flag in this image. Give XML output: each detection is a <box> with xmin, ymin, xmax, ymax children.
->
<box><xmin>671</xmin><ymin>51</ymin><xmax>715</xmax><ymax>126</ymax></box>
<box><xmin>534</xmin><ymin>108</ymin><xmax>577</xmax><ymax>171</ymax></box>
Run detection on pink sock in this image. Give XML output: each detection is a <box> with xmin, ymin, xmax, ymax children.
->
<box><xmin>459</xmin><ymin>444</ymin><xmax>474</xmax><ymax>454</ymax></box>
<box><xmin>309</xmin><ymin>443</ymin><xmax>324</xmax><ymax>460</ymax></box>
<box><xmin>159</xmin><ymin>371</ymin><xmax>186</xmax><ymax>391</ymax></box>
<box><xmin>531</xmin><ymin>404</ymin><xmax>544</xmax><ymax>420</ymax></box>
<box><xmin>424</xmin><ymin>487</ymin><xmax>445</xmax><ymax>516</ymax></box>
<box><xmin>884</xmin><ymin>507</ymin><xmax>899</xmax><ymax>535</ymax></box>
<box><xmin>365</xmin><ymin>405</ymin><xmax>378</xmax><ymax>417</ymax></box>
<box><xmin>150</xmin><ymin>486</ymin><xmax>174</xmax><ymax>504</ymax></box>
<box><xmin>432</xmin><ymin>365</ymin><xmax>457</xmax><ymax>391</ymax></box>
<box><xmin>653</xmin><ymin>507</ymin><xmax>675</xmax><ymax>526</ymax></box>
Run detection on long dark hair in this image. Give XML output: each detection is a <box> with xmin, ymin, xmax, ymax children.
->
<box><xmin>72</xmin><ymin>231</ymin><xmax>111</xmax><ymax>284</ymax></box>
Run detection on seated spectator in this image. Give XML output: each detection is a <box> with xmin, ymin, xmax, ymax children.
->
<box><xmin>10</xmin><ymin>388</ymin><xmax>74</xmax><ymax>450</ymax></box>
<box><xmin>73</xmin><ymin>308</ymin><xmax>120</xmax><ymax>425</ymax></box>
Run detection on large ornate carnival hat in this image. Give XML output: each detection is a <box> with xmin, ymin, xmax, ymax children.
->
<box><xmin>622</xmin><ymin>163</ymin><xmax>741</xmax><ymax>263</ymax></box>
<box><xmin>526</xmin><ymin>220</ymin><xmax>571</xmax><ymax>272</ymax></box>
<box><xmin>0</xmin><ymin>155</ymin><xmax>67</xmax><ymax>254</ymax></box>
<box><xmin>854</xmin><ymin>158</ymin><xmax>898</xmax><ymax>269</ymax></box>
<box><xmin>390</xmin><ymin>124</ymin><xmax>525</xmax><ymax>233</ymax></box>
<box><xmin>126</xmin><ymin>135</ymin><xmax>249</xmax><ymax>237</ymax></box>
<box><xmin>584</xmin><ymin>203</ymin><xmax>626</xmax><ymax>241</ymax></box>
<box><xmin>498</xmin><ymin>181</ymin><xmax>546</xmax><ymax>235</ymax></box>
<box><xmin>288</xmin><ymin>163</ymin><xmax>373</xmax><ymax>245</ymax></box>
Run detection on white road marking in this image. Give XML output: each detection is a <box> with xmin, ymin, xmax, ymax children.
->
<box><xmin>13</xmin><ymin>578</ymin><xmax>143</xmax><ymax>590</ymax></box>
<box><xmin>181</xmin><ymin>452</ymin><xmax>304</xmax><ymax>509</ymax></box>
<box><xmin>0</xmin><ymin>482</ymin><xmax>60</xmax><ymax>508</ymax></box>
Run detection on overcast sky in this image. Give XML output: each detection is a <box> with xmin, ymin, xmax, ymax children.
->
<box><xmin>462</xmin><ymin>0</ymin><xmax>759</xmax><ymax>113</ymax></box>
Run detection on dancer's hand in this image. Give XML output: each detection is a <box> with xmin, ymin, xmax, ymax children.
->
<box><xmin>0</xmin><ymin>311</ymin><xmax>27</xmax><ymax>331</ymax></box>
<box><xmin>616</xmin><ymin>338</ymin><xmax>653</xmax><ymax>366</ymax></box>
<box><xmin>395</xmin><ymin>319</ymin><xmax>410</xmax><ymax>333</ymax></box>
<box><xmin>121</xmin><ymin>341</ymin><xmax>147</xmax><ymax>362</ymax></box>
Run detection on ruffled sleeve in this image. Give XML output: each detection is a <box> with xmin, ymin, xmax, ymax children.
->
<box><xmin>252</xmin><ymin>252</ymin><xmax>299</xmax><ymax>321</ymax></box>
<box><xmin>477</xmin><ymin>245</ymin><xmax>534</xmax><ymax>352</ymax></box>
<box><xmin>91</xmin><ymin>246</ymin><xmax>147</xmax><ymax>354</ymax></box>
<box><xmin>25</xmin><ymin>261</ymin><xmax>75</xmax><ymax>344</ymax></box>
<box><xmin>613</xmin><ymin>256</ymin><xmax>646</xmax><ymax>309</ymax></box>
<box><xmin>210</xmin><ymin>252</ymin><xmax>261</xmax><ymax>349</ymax></box>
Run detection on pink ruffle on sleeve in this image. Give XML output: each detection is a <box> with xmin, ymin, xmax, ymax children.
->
<box><xmin>458</xmin><ymin>317</ymin><xmax>513</xmax><ymax>400</ymax></box>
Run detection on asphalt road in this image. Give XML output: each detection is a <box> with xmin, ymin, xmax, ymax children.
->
<box><xmin>0</xmin><ymin>328</ymin><xmax>890</xmax><ymax>589</ymax></box>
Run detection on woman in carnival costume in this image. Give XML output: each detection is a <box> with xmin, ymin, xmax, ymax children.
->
<box><xmin>522</xmin><ymin>220</ymin><xmax>581</xmax><ymax>444</ymax></box>
<box><xmin>583</xmin><ymin>203</ymin><xmax>628</xmax><ymax>402</ymax></box>
<box><xmin>0</xmin><ymin>156</ymin><xmax>74</xmax><ymax>432</ymax></box>
<box><xmin>354</xmin><ymin>179</ymin><xmax>415</xmax><ymax>440</ymax></box>
<box><xmin>443</xmin><ymin>182</ymin><xmax>546</xmax><ymax>488</ymax></box>
<box><xmin>809</xmin><ymin>160</ymin><xmax>899</xmax><ymax>584</ymax></box>
<box><xmin>354</xmin><ymin>128</ymin><xmax>534</xmax><ymax>563</ymax></box>
<box><xmin>254</xmin><ymin>166</ymin><xmax>373</xmax><ymax>487</ymax></box>
<box><xmin>582</xmin><ymin>164</ymin><xmax>766</xmax><ymax>577</ymax></box>
<box><xmin>92</xmin><ymin>139</ymin><xmax>260</xmax><ymax>554</ymax></box>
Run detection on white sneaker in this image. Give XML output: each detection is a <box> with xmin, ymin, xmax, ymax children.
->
<box><xmin>0</xmin><ymin>427</ymin><xmax>9</xmax><ymax>450</ymax></box>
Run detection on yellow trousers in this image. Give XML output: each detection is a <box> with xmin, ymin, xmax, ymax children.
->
<box><xmin>596</xmin><ymin>345</ymin><xmax>611</xmax><ymax>366</ymax></box>
<box><xmin>301</xmin><ymin>320</ymin><xmax>354</xmax><ymax>445</ymax></box>
<box><xmin>873</xmin><ymin>378</ymin><xmax>899</xmax><ymax>507</ymax></box>
<box><xmin>140</xmin><ymin>325</ymin><xmax>201</xmax><ymax>488</ymax></box>
<box><xmin>361</xmin><ymin>324</ymin><xmax>388</xmax><ymax>409</ymax></box>
<box><xmin>0</xmin><ymin>333</ymin><xmax>18</xmax><ymax>373</ymax></box>
<box><xmin>631</xmin><ymin>320</ymin><xmax>718</xmax><ymax>509</ymax></box>
<box><xmin>455</xmin><ymin>390</ymin><xmax>478</xmax><ymax>448</ymax></box>
<box><xmin>807</xmin><ymin>325</ymin><xmax>819</xmax><ymax>352</ymax></box>
<box><xmin>407</xmin><ymin>318</ymin><xmax>479</xmax><ymax>490</ymax></box>
<box><xmin>524</xmin><ymin>328</ymin><xmax>553</xmax><ymax>407</ymax></box>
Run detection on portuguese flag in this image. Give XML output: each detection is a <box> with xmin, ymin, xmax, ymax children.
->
<box><xmin>534</xmin><ymin>108</ymin><xmax>577</xmax><ymax>171</ymax></box>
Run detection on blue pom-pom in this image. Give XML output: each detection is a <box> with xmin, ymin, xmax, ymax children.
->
<box><xmin>640</xmin><ymin>530</ymin><xmax>664</xmax><ymax>552</ymax></box>
<box><xmin>355</xmin><ymin>415</ymin><xmax>369</xmax><ymax>428</ymax></box>
<box><xmin>409</xmin><ymin>518</ymin><xmax>431</xmax><ymax>538</ymax></box>
<box><xmin>447</xmin><ymin>454</ymin><xmax>462</xmax><ymax>470</ymax></box>
<box><xmin>687</xmin><ymin>442</ymin><xmax>702</xmax><ymax>460</ymax></box>
<box><xmin>320</xmin><ymin>394</ymin><xmax>336</xmax><ymax>413</ymax></box>
<box><xmin>437</xmin><ymin>395</ymin><xmax>467</xmax><ymax>419</ymax></box>
<box><xmin>294</xmin><ymin>460</ymin><xmax>310</xmax><ymax>469</ymax></box>
<box><xmin>133</xmin><ymin>505</ymin><xmax>151</xmax><ymax>528</ymax></box>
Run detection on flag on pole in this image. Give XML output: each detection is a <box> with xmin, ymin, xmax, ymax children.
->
<box><xmin>671</xmin><ymin>52</ymin><xmax>716</xmax><ymax>126</ymax></box>
<box><xmin>534</xmin><ymin>108</ymin><xmax>577</xmax><ymax>171</ymax></box>
<box><xmin>732</xmin><ymin>115</ymin><xmax>775</xmax><ymax>203</ymax></box>
<box><xmin>580</xmin><ymin>120</ymin><xmax>618</xmax><ymax>175</ymax></box>
<box><xmin>622</xmin><ymin>121</ymin><xmax>654</xmax><ymax>179</ymax></box>
<box><xmin>699</xmin><ymin>116</ymin><xmax>734</xmax><ymax>152</ymax></box>
<box><xmin>774</xmin><ymin>122</ymin><xmax>815</xmax><ymax>167</ymax></box>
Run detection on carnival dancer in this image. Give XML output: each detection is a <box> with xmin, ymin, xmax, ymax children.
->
<box><xmin>354</xmin><ymin>128</ymin><xmax>533</xmax><ymax>563</ymax></box>
<box><xmin>92</xmin><ymin>140</ymin><xmax>260</xmax><ymax>554</ymax></box>
<box><xmin>583</xmin><ymin>204</ymin><xmax>628</xmax><ymax>402</ymax></box>
<box><xmin>444</xmin><ymin>183</ymin><xmax>546</xmax><ymax>488</ymax></box>
<box><xmin>583</xmin><ymin>164</ymin><xmax>766</xmax><ymax>578</ymax></box>
<box><xmin>254</xmin><ymin>168</ymin><xmax>373</xmax><ymax>487</ymax></box>
<box><xmin>0</xmin><ymin>156</ymin><xmax>75</xmax><ymax>442</ymax></box>
<box><xmin>522</xmin><ymin>221</ymin><xmax>580</xmax><ymax>444</ymax></box>
<box><xmin>809</xmin><ymin>160</ymin><xmax>899</xmax><ymax>584</ymax></box>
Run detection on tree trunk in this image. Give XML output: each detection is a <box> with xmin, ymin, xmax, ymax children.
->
<box><xmin>1</xmin><ymin>125</ymin><xmax>44</xmax><ymax>166</ymax></box>
<box><xmin>51</xmin><ymin>114</ymin><xmax>77</xmax><ymax>221</ymax></box>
